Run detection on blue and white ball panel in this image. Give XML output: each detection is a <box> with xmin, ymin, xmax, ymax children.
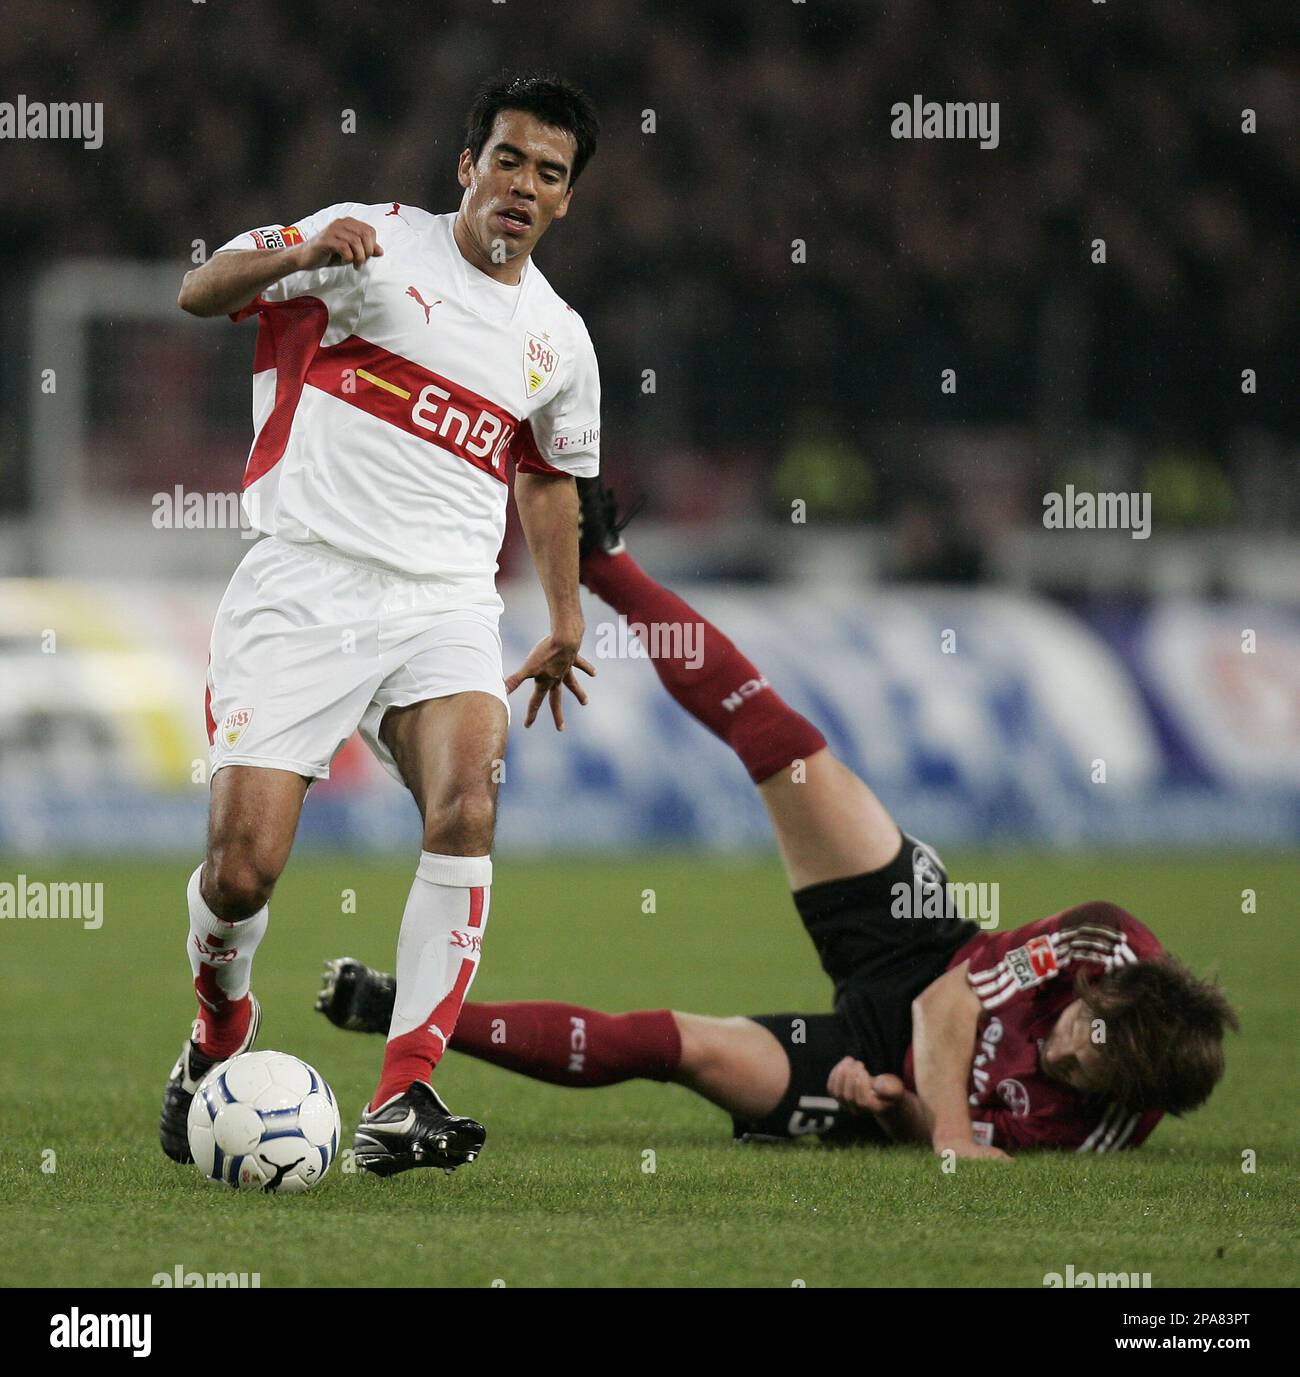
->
<box><xmin>185</xmin><ymin>1050</ymin><xmax>342</xmax><ymax>1193</ymax></box>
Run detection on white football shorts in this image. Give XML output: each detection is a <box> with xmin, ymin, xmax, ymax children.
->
<box><xmin>206</xmin><ymin>537</ymin><xmax>509</xmax><ymax>783</ymax></box>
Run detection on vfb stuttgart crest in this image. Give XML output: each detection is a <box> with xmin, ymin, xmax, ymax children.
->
<box><xmin>524</xmin><ymin>333</ymin><xmax>559</xmax><ymax>397</ymax></box>
<box><xmin>221</xmin><ymin>708</ymin><xmax>253</xmax><ymax>749</ymax></box>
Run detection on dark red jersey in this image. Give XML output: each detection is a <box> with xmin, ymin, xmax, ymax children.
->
<box><xmin>903</xmin><ymin>902</ymin><xmax>1166</xmax><ymax>1153</ymax></box>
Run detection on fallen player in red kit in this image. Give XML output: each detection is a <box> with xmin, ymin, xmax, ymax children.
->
<box><xmin>316</xmin><ymin>480</ymin><xmax>1238</xmax><ymax>1158</ymax></box>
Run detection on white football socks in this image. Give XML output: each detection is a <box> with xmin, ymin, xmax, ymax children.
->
<box><xmin>186</xmin><ymin>864</ymin><xmax>268</xmax><ymax>1009</ymax></box>
<box><xmin>388</xmin><ymin>851</ymin><xmax>492</xmax><ymax>1042</ymax></box>
<box><xmin>372</xmin><ymin>851</ymin><xmax>492</xmax><ymax>1105</ymax></box>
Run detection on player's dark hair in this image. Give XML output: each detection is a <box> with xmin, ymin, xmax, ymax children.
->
<box><xmin>1077</xmin><ymin>959</ymin><xmax>1239</xmax><ymax>1115</ymax></box>
<box><xmin>464</xmin><ymin>71</ymin><xmax>599</xmax><ymax>185</ymax></box>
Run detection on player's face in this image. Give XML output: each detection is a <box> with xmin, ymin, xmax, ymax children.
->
<box><xmin>456</xmin><ymin>110</ymin><xmax>576</xmax><ymax>270</ymax></box>
<box><xmin>1039</xmin><ymin>999</ymin><xmax>1106</xmax><ymax>1094</ymax></box>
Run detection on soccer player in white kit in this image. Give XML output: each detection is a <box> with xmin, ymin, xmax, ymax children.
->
<box><xmin>159</xmin><ymin>74</ymin><xmax>602</xmax><ymax>1178</ymax></box>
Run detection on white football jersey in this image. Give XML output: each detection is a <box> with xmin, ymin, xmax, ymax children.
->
<box><xmin>217</xmin><ymin>202</ymin><xmax>600</xmax><ymax>586</ymax></box>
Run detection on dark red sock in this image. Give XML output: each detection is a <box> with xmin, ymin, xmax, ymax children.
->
<box><xmin>581</xmin><ymin>548</ymin><xmax>826</xmax><ymax>782</ymax></box>
<box><xmin>448</xmin><ymin>1001</ymin><xmax>682</xmax><ymax>1087</ymax></box>
<box><xmin>193</xmin><ymin>969</ymin><xmax>251</xmax><ymax>1059</ymax></box>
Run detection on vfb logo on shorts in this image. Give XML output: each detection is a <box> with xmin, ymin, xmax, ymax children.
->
<box><xmin>220</xmin><ymin>708</ymin><xmax>253</xmax><ymax>750</ymax></box>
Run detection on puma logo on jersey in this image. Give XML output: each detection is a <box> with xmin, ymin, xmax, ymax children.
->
<box><xmin>406</xmin><ymin>285</ymin><xmax>441</xmax><ymax>324</ymax></box>
<box><xmin>385</xmin><ymin>202</ymin><xmax>408</xmax><ymax>221</ymax></box>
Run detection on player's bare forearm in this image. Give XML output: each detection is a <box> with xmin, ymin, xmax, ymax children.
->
<box><xmin>506</xmin><ymin>472</ymin><xmax>594</xmax><ymax>730</ymax></box>
<box><xmin>911</xmin><ymin>962</ymin><xmax>1008</xmax><ymax>1158</ymax></box>
<box><xmin>824</xmin><ymin>1058</ymin><xmax>931</xmax><ymax>1144</ymax></box>
<box><xmin>178</xmin><ymin>215</ymin><xmax>384</xmax><ymax>318</ymax></box>
<box><xmin>177</xmin><ymin>247</ymin><xmax>304</xmax><ymax>318</ymax></box>
<box><xmin>878</xmin><ymin>1087</ymin><xmax>932</xmax><ymax>1145</ymax></box>
<box><xmin>514</xmin><ymin>471</ymin><xmax>583</xmax><ymax>647</ymax></box>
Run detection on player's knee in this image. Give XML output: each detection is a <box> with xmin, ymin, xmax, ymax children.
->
<box><xmin>203</xmin><ymin>847</ymin><xmax>279</xmax><ymax>920</ymax></box>
<box><xmin>672</xmin><ymin>1013</ymin><xmax>710</xmax><ymax>1078</ymax></box>
<box><xmin>673</xmin><ymin>1013</ymin><xmax>742</xmax><ymax>1077</ymax></box>
<box><xmin>422</xmin><ymin>787</ymin><xmax>497</xmax><ymax>854</ymax></box>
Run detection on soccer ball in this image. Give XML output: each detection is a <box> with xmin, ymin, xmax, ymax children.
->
<box><xmin>187</xmin><ymin>1050</ymin><xmax>341</xmax><ymax>1194</ymax></box>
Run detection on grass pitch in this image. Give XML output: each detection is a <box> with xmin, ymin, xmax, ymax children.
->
<box><xmin>1</xmin><ymin>851</ymin><xmax>1295</xmax><ymax>1288</ymax></box>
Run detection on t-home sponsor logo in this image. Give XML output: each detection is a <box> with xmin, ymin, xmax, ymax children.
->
<box><xmin>1043</xmin><ymin>485</ymin><xmax>1151</xmax><ymax>539</ymax></box>
<box><xmin>891</xmin><ymin>95</ymin><xmax>999</xmax><ymax>149</ymax></box>
<box><xmin>152</xmin><ymin>1264</ymin><xmax>262</xmax><ymax>1288</ymax></box>
<box><xmin>50</xmin><ymin>1310</ymin><xmax>150</xmax><ymax>1357</ymax></box>
<box><xmin>152</xmin><ymin>485</ymin><xmax>261</xmax><ymax>538</ymax></box>
<box><xmin>1</xmin><ymin>95</ymin><xmax>102</xmax><ymax>150</ymax></box>
<box><xmin>0</xmin><ymin>874</ymin><xmax>103</xmax><ymax>929</ymax></box>
<box><xmin>594</xmin><ymin>616</ymin><xmax>704</xmax><ymax>670</ymax></box>
<box><xmin>1043</xmin><ymin>1264</ymin><xmax>1152</xmax><ymax>1288</ymax></box>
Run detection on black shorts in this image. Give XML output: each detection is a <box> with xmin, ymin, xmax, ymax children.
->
<box><xmin>732</xmin><ymin>1011</ymin><xmax>888</xmax><ymax>1145</ymax></box>
<box><xmin>732</xmin><ymin>834</ymin><xmax>977</xmax><ymax>1145</ymax></box>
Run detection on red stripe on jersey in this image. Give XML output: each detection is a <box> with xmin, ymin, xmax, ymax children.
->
<box><xmin>304</xmin><ymin>336</ymin><xmax>519</xmax><ymax>485</ymax></box>
<box><xmin>229</xmin><ymin>295</ymin><xmax>265</xmax><ymax>326</ymax></box>
<box><xmin>239</xmin><ymin>295</ymin><xmax>331</xmax><ymax>489</ymax></box>
<box><xmin>512</xmin><ymin>419</ymin><xmax>565</xmax><ymax>476</ymax></box>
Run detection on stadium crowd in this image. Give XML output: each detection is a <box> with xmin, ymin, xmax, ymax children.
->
<box><xmin>2</xmin><ymin>0</ymin><xmax>1294</xmax><ymax>542</ymax></box>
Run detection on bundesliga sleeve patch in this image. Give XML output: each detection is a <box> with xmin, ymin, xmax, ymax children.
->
<box><xmin>249</xmin><ymin>225</ymin><xmax>303</xmax><ymax>251</ymax></box>
<box><xmin>1005</xmin><ymin>934</ymin><xmax>1060</xmax><ymax>990</ymax></box>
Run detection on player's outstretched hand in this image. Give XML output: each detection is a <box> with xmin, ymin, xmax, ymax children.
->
<box><xmin>297</xmin><ymin>217</ymin><xmax>384</xmax><ymax>271</ymax></box>
<box><xmin>505</xmin><ymin>635</ymin><xmax>595</xmax><ymax>731</ymax></box>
